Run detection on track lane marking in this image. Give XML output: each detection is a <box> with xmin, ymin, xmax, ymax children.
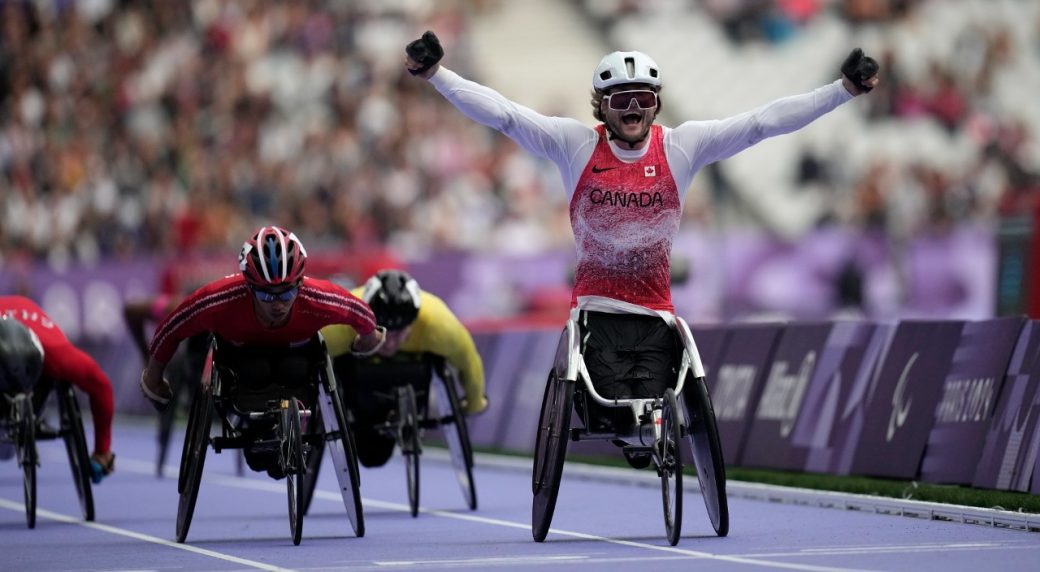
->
<box><xmin>0</xmin><ymin>497</ymin><xmax>296</xmax><ymax>572</ymax></box>
<box><xmin>111</xmin><ymin>456</ymin><xmax>880</xmax><ymax>572</ymax></box>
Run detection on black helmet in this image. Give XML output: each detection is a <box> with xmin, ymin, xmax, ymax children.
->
<box><xmin>362</xmin><ymin>269</ymin><xmax>422</xmax><ymax>331</ymax></box>
<box><xmin>0</xmin><ymin>317</ymin><xmax>44</xmax><ymax>393</ymax></box>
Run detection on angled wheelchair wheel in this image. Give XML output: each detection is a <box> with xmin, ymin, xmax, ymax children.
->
<box><xmin>176</xmin><ymin>386</ymin><xmax>213</xmax><ymax>543</ymax></box>
<box><xmin>58</xmin><ymin>384</ymin><xmax>94</xmax><ymax>522</ymax></box>
<box><xmin>300</xmin><ymin>407</ymin><xmax>326</xmax><ymax>517</ymax></box>
<box><xmin>399</xmin><ymin>384</ymin><xmax>421</xmax><ymax>518</ymax></box>
<box><xmin>531</xmin><ymin>369</ymin><xmax>573</xmax><ymax>542</ymax></box>
<box><xmin>15</xmin><ymin>396</ymin><xmax>37</xmax><ymax>529</ymax></box>
<box><xmin>683</xmin><ymin>375</ymin><xmax>729</xmax><ymax>537</ymax></box>
<box><xmin>660</xmin><ymin>388</ymin><xmax>684</xmax><ymax>546</ymax></box>
<box><xmin>317</xmin><ymin>379</ymin><xmax>365</xmax><ymax>537</ymax></box>
<box><xmin>432</xmin><ymin>370</ymin><xmax>477</xmax><ymax>511</ymax></box>
<box><xmin>284</xmin><ymin>398</ymin><xmax>306</xmax><ymax>545</ymax></box>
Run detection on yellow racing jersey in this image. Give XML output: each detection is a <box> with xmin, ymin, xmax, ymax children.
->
<box><xmin>322</xmin><ymin>289</ymin><xmax>485</xmax><ymax>409</ymax></box>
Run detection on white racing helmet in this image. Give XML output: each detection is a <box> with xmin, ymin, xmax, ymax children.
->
<box><xmin>593</xmin><ymin>51</ymin><xmax>661</xmax><ymax>90</ymax></box>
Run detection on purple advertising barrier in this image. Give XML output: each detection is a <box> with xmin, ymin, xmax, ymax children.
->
<box><xmin>740</xmin><ymin>322</ymin><xmax>834</xmax><ymax>469</ymax></box>
<box><xmin>1</xmin><ymin>259</ymin><xmax>164</xmax><ymax>414</ymax></box>
<box><xmin>688</xmin><ymin>324</ymin><xmax>730</xmax><ymax>381</ymax></box>
<box><xmin>466</xmin><ymin>330</ymin><xmax>538</xmax><ymax>449</ymax></box>
<box><xmin>973</xmin><ymin>320</ymin><xmax>1040</xmax><ymax>491</ymax></box>
<box><xmin>848</xmin><ymin>321</ymin><xmax>965</xmax><ymax>479</ymax></box>
<box><xmin>497</xmin><ymin>328</ymin><xmax>569</xmax><ymax>453</ymax></box>
<box><xmin>790</xmin><ymin>321</ymin><xmax>880</xmax><ymax>474</ymax></box>
<box><xmin>701</xmin><ymin>323</ymin><xmax>783</xmax><ymax>466</ymax></box>
<box><xmin>920</xmin><ymin>317</ymin><xmax>1026</xmax><ymax>485</ymax></box>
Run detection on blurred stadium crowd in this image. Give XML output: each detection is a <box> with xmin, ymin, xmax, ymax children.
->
<box><xmin>1</xmin><ymin>0</ymin><xmax>1038</xmax><ymax>276</ymax></box>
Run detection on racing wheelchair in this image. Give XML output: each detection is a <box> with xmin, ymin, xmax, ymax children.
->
<box><xmin>531</xmin><ymin>309</ymin><xmax>728</xmax><ymax>545</ymax></box>
<box><xmin>301</xmin><ymin>352</ymin><xmax>477</xmax><ymax>518</ymax></box>
<box><xmin>176</xmin><ymin>333</ymin><xmax>364</xmax><ymax>545</ymax></box>
<box><xmin>1</xmin><ymin>388</ymin><xmax>37</xmax><ymax>528</ymax></box>
<box><xmin>27</xmin><ymin>379</ymin><xmax>98</xmax><ymax>524</ymax></box>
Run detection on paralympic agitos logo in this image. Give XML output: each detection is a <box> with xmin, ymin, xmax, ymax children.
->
<box><xmin>588</xmin><ymin>188</ymin><xmax>664</xmax><ymax>208</ymax></box>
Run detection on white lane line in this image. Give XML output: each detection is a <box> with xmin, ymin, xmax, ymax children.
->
<box><xmin>113</xmin><ymin>457</ymin><xmax>878</xmax><ymax>572</ymax></box>
<box><xmin>745</xmin><ymin>542</ymin><xmax>1039</xmax><ymax>558</ymax></box>
<box><xmin>0</xmin><ymin>498</ymin><xmax>296</xmax><ymax>572</ymax></box>
<box><xmin>374</xmin><ymin>555</ymin><xmax>587</xmax><ymax>567</ymax></box>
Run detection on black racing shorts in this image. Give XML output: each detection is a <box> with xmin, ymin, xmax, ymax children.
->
<box><xmin>577</xmin><ymin>311</ymin><xmax>679</xmax><ymax>431</ymax></box>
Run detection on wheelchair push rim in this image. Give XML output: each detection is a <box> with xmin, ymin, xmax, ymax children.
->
<box><xmin>432</xmin><ymin>372</ymin><xmax>477</xmax><ymax>511</ymax></box>
<box><xmin>659</xmin><ymin>388</ymin><xmax>683</xmax><ymax>546</ymax></box>
<box><xmin>300</xmin><ymin>407</ymin><xmax>326</xmax><ymax>517</ymax></box>
<box><xmin>13</xmin><ymin>395</ymin><xmax>37</xmax><ymax>529</ymax></box>
<box><xmin>398</xmin><ymin>384</ymin><xmax>421</xmax><ymax>518</ymax></box>
<box><xmin>284</xmin><ymin>398</ymin><xmax>306</xmax><ymax>545</ymax></box>
<box><xmin>531</xmin><ymin>368</ymin><xmax>572</xmax><ymax>542</ymax></box>
<box><xmin>683</xmin><ymin>375</ymin><xmax>729</xmax><ymax>537</ymax></box>
<box><xmin>317</xmin><ymin>379</ymin><xmax>365</xmax><ymax>537</ymax></box>
<box><xmin>176</xmin><ymin>385</ymin><xmax>214</xmax><ymax>543</ymax></box>
<box><xmin>58</xmin><ymin>384</ymin><xmax>95</xmax><ymax>522</ymax></box>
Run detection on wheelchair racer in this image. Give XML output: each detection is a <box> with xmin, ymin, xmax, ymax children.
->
<box><xmin>0</xmin><ymin>296</ymin><xmax>117</xmax><ymax>481</ymax></box>
<box><xmin>139</xmin><ymin>225</ymin><xmax>386</xmax><ymax>477</ymax></box>
<box><xmin>404</xmin><ymin>32</ymin><xmax>878</xmax><ymax>467</ymax></box>
<box><xmin>322</xmin><ymin>269</ymin><xmax>486</xmax><ymax>468</ymax></box>
<box><xmin>0</xmin><ymin>316</ymin><xmax>44</xmax><ymax>461</ymax></box>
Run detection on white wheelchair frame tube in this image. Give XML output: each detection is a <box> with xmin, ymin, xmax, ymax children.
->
<box><xmin>564</xmin><ymin>313</ymin><xmax>707</xmax><ymax>440</ymax></box>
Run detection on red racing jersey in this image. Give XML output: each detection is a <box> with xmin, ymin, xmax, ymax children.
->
<box><xmin>149</xmin><ymin>274</ymin><xmax>377</xmax><ymax>363</ymax></box>
<box><xmin>569</xmin><ymin>125</ymin><xmax>680</xmax><ymax>311</ymax></box>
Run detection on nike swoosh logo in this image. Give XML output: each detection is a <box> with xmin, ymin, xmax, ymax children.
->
<box><xmin>591</xmin><ymin>166</ymin><xmax>616</xmax><ymax>174</ymax></box>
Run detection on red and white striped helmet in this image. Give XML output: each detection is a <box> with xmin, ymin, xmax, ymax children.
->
<box><xmin>238</xmin><ymin>226</ymin><xmax>308</xmax><ymax>287</ymax></box>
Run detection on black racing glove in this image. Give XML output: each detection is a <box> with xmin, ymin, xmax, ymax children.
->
<box><xmin>840</xmin><ymin>48</ymin><xmax>879</xmax><ymax>93</ymax></box>
<box><xmin>405</xmin><ymin>30</ymin><xmax>444</xmax><ymax>76</ymax></box>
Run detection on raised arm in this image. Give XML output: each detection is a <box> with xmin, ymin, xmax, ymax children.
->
<box><xmin>405</xmin><ymin>30</ymin><xmax>593</xmax><ymax>165</ymax></box>
<box><xmin>671</xmin><ymin>48</ymin><xmax>879</xmax><ymax>172</ymax></box>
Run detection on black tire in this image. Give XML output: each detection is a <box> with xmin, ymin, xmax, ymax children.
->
<box><xmin>399</xmin><ymin>384</ymin><xmax>420</xmax><ymax>518</ymax></box>
<box><xmin>176</xmin><ymin>386</ymin><xmax>213</xmax><ymax>543</ymax></box>
<box><xmin>661</xmin><ymin>388</ymin><xmax>683</xmax><ymax>546</ymax></box>
<box><xmin>300</xmin><ymin>407</ymin><xmax>325</xmax><ymax>517</ymax></box>
<box><xmin>683</xmin><ymin>375</ymin><xmax>729</xmax><ymax>537</ymax></box>
<box><xmin>531</xmin><ymin>369</ymin><xmax>572</xmax><ymax>542</ymax></box>
<box><xmin>318</xmin><ymin>377</ymin><xmax>364</xmax><ymax>537</ymax></box>
<box><xmin>159</xmin><ymin>375</ymin><xmax>198</xmax><ymax>478</ymax></box>
<box><xmin>58</xmin><ymin>384</ymin><xmax>94</xmax><ymax>522</ymax></box>
<box><xmin>285</xmin><ymin>398</ymin><xmax>306</xmax><ymax>545</ymax></box>
<box><xmin>16</xmin><ymin>396</ymin><xmax>37</xmax><ymax>529</ymax></box>
<box><xmin>435</xmin><ymin>371</ymin><xmax>477</xmax><ymax>511</ymax></box>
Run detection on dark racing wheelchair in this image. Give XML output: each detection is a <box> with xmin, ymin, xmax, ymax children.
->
<box><xmin>176</xmin><ymin>333</ymin><xmax>364</xmax><ymax>545</ymax></box>
<box><xmin>532</xmin><ymin>309</ymin><xmax>729</xmax><ymax>545</ymax></box>
<box><xmin>300</xmin><ymin>352</ymin><xmax>477</xmax><ymax>518</ymax></box>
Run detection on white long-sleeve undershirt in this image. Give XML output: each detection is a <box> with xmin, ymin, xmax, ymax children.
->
<box><xmin>428</xmin><ymin>67</ymin><xmax>853</xmax><ymax>207</ymax></box>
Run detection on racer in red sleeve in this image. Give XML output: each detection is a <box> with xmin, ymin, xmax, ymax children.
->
<box><xmin>0</xmin><ymin>295</ymin><xmax>117</xmax><ymax>482</ymax></box>
<box><xmin>139</xmin><ymin>225</ymin><xmax>386</xmax><ymax>410</ymax></box>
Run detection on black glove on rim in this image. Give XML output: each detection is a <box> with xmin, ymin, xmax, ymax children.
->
<box><xmin>406</xmin><ymin>30</ymin><xmax>444</xmax><ymax>76</ymax></box>
<box><xmin>841</xmin><ymin>48</ymin><xmax>879</xmax><ymax>93</ymax></box>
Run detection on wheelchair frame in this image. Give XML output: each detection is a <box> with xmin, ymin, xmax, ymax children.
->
<box><xmin>532</xmin><ymin>310</ymin><xmax>729</xmax><ymax>545</ymax></box>
<box><xmin>2</xmin><ymin>390</ymin><xmax>37</xmax><ymax>528</ymax></box>
<box><xmin>327</xmin><ymin>353</ymin><xmax>477</xmax><ymax>517</ymax></box>
<box><xmin>26</xmin><ymin>380</ymin><xmax>96</xmax><ymax>523</ymax></box>
<box><xmin>175</xmin><ymin>333</ymin><xmax>364</xmax><ymax>545</ymax></box>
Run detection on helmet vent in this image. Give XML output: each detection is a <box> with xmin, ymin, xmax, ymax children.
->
<box><xmin>599</xmin><ymin>70</ymin><xmax>612</xmax><ymax>82</ymax></box>
<box><xmin>624</xmin><ymin>57</ymin><xmax>635</xmax><ymax>79</ymax></box>
<box><xmin>649</xmin><ymin>68</ymin><xmax>659</xmax><ymax>78</ymax></box>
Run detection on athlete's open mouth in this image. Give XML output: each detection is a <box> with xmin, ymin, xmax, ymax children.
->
<box><xmin>622</xmin><ymin>112</ymin><xmax>642</xmax><ymax>125</ymax></box>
